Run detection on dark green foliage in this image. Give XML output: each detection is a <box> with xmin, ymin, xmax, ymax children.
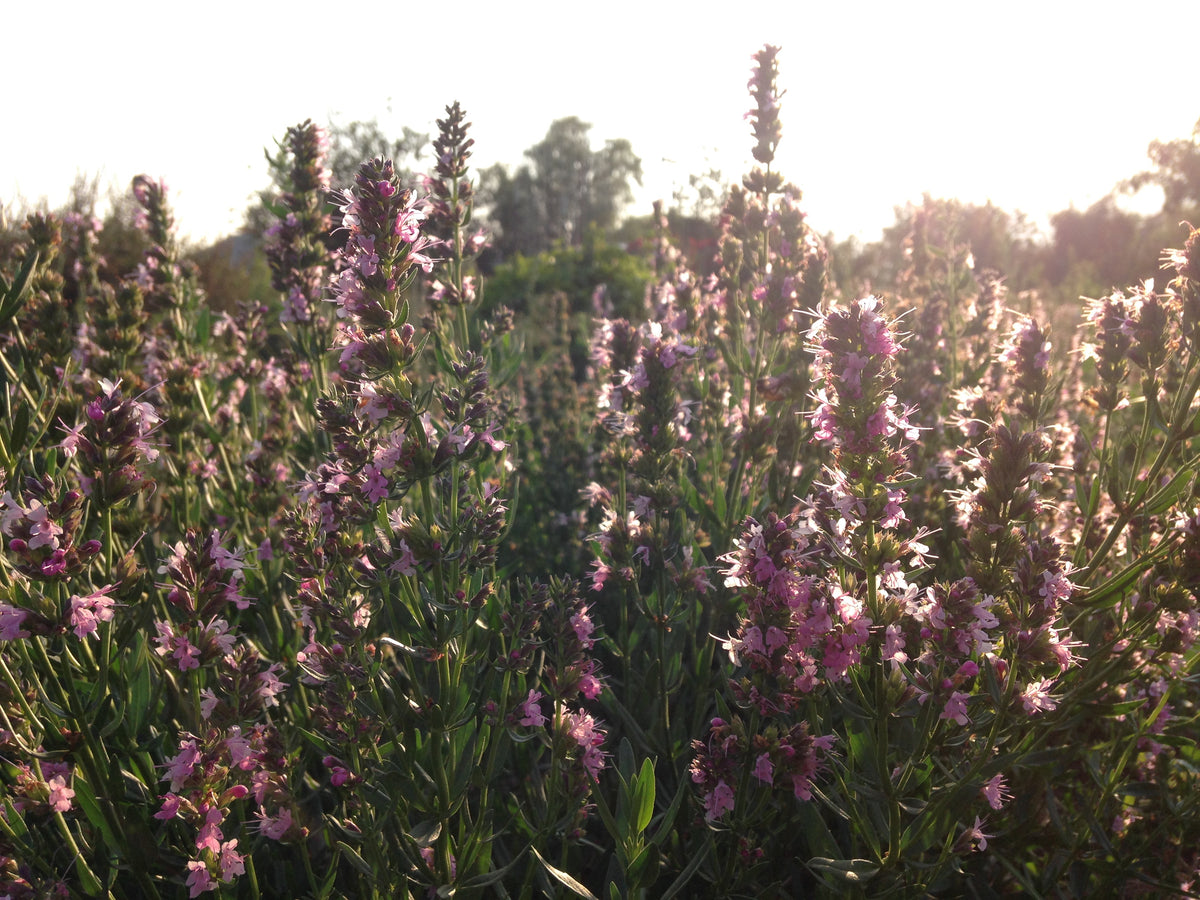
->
<box><xmin>484</xmin><ymin>228</ymin><xmax>653</xmax><ymax>325</ymax></box>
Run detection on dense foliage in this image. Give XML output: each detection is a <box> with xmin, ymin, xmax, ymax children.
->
<box><xmin>0</xmin><ymin>46</ymin><xmax>1197</xmax><ymax>900</ymax></box>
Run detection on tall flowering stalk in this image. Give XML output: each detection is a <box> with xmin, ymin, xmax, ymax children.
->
<box><xmin>264</xmin><ymin>119</ymin><xmax>336</xmax><ymax>388</ymax></box>
<box><xmin>585</xmin><ymin>47</ymin><xmax>826</xmax><ymax>825</ymax></box>
<box><xmin>422</xmin><ymin>101</ymin><xmax>487</xmax><ymax>350</ymax></box>
<box><xmin>276</xmin><ymin>110</ymin><xmax>606</xmax><ymax>894</ymax></box>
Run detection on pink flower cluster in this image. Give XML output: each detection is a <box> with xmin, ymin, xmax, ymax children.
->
<box><xmin>60</xmin><ymin>376</ymin><xmax>163</xmax><ymax>509</ymax></box>
<box><xmin>690</xmin><ymin>716</ymin><xmax>834</xmax><ymax>822</ymax></box>
<box><xmin>154</xmin><ymin>529</ymin><xmax>254</xmax><ymax>673</ymax></box>
<box><xmin>0</xmin><ymin>477</ymin><xmax>101</xmax><ymax>582</ymax></box>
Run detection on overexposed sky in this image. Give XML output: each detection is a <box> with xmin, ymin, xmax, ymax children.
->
<box><xmin>5</xmin><ymin>1</ymin><xmax>1199</xmax><ymax>244</ymax></box>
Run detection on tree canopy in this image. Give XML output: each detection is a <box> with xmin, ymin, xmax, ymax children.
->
<box><xmin>479</xmin><ymin>117</ymin><xmax>642</xmax><ymax>260</ymax></box>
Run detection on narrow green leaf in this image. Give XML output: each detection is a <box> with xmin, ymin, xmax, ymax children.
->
<box><xmin>407</xmin><ymin>819</ymin><xmax>441</xmax><ymax>847</ymax></box>
<box><xmin>658</xmin><ymin>838</ymin><xmax>711</xmax><ymax>900</ymax></box>
<box><xmin>459</xmin><ymin>852</ymin><xmax>523</xmax><ymax>890</ymax></box>
<box><xmin>127</xmin><ymin>649</ymin><xmax>152</xmax><ymax>737</ymax></box>
<box><xmin>627</xmin><ymin>842</ymin><xmax>660</xmax><ymax>889</ymax></box>
<box><xmin>336</xmin><ymin>840</ymin><xmax>375</xmax><ymax>879</ymax></box>
<box><xmin>0</xmin><ymin>250</ymin><xmax>38</xmax><ymax>326</ymax></box>
<box><xmin>531</xmin><ymin>846</ymin><xmax>597</xmax><ymax>900</ymax></box>
<box><xmin>9</xmin><ymin>404</ymin><xmax>29</xmax><ymax>457</ymax></box>
<box><xmin>71</xmin><ymin>777</ymin><xmax>118</xmax><ymax>850</ymax></box>
<box><xmin>633</xmin><ymin>758</ymin><xmax>655</xmax><ymax>835</ymax></box>
<box><xmin>98</xmin><ymin>696</ymin><xmax>125</xmax><ymax>738</ymax></box>
<box><xmin>646</xmin><ymin>769</ymin><xmax>690</xmax><ymax>847</ymax></box>
<box><xmin>72</xmin><ymin>849</ymin><xmax>103</xmax><ymax>897</ymax></box>
<box><xmin>808</xmin><ymin>857</ymin><xmax>881</xmax><ymax>883</ymax></box>
<box><xmin>1</xmin><ymin>798</ymin><xmax>26</xmax><ymax>839</ymax></box>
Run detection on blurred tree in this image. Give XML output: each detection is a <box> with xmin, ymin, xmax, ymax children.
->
<box><xmin>829</xmin><ymin>195</ymin><xmax>1044</xmax><ymax>298</ymax></box>
<box><xmin>189</xmin><ymin>233</ymin><xmax>275</xmax><ymax>314</ymax></box>
<box><xmin>1045</xmin><ymin>198</ymin><xmax>1146</xmax><ymax>290</ymax></box>
<box><xmin>325</xmin><ymin>118</ymin><xmax>428</xmax><ymax>190</ymax></box>
<box><xmin>1125</xmin><ymin>118</ymin><xmax>1200</xmax><ymax>215</ymax></box>
<box><xmin>479</xmin><ymin>117</ymin><xmax>642</xmax><ymax>260</ymax></box>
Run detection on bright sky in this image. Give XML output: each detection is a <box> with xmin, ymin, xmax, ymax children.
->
<box><xmin>6</xmin><ymin>1</ymin><xmax>1199</xmax><ymax>245</ymax></box>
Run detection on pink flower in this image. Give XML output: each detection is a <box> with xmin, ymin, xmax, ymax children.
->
<box><xmin>518</xmin><ymin>690</ymin><xmax>546</xmax><ymax>727</ymax></box>
<box><xmin>982</xmin><ymin>774</ymin><xmax>1011</xmax><ymax>811</ymax></box>
<box><xmin>163</xmin><ymin>740</ymin><xmax>201</xmax><ymax>792</ymax></box>
<box><xmin>199</xmin><ymin>689</ymin><xmax>219</xmax><ymax>720</ymax></box>
<box><xmin>186</xmin><ymin>860</ymin><xmax>216</xmax><ymax>898</ymax></box>
<box><xmin>940</xmin><ymin>691</ymin><xmax>970</xmax><ymax>726</ymax></box>
<box><xmin>704</xmin><ymin>780</ymin><xmax>735</xmax><ymax>821</ymax></box>
<box><xmin>395</xmin><ymin>207</ymin><xmax>426</xmax><ymax>243</ymax></box>
<box><xmin>883</xmin><ymin>624</ymin><xmax>908</xmax><ymax>665</ymax></box>
<box><xmin>47</xmin><ymin>775</ymin><xmax>74</xmax><ymax>812</ymax></box>
<box><xmin>68</xmin><ymin>585</ymin><xmax>117</xmax><ymax>639</ymax></box>
<box><xmin>571</xmin><ymin>610</ymin><xmax>595</xmax><ymax>647</ymax></box>
<box><xmin>174</xmin><ymin>637</ymin><xmax>200</xmax><ymax>671</ymax></box>
<box><xmin>0</xmin><ymin>604</ymin><xmax>29</xmax><ymax>641</ymax></box>
<box><xmin>155</xmin><ymin>793</ymin><xmax>182</xmax><ymax>821</ymax></box>
<box><xmin>576</xmin><ymin>660</ymin><xmax>603</xmax><ymax>700</ymax></box>
<box><xmin>752</xmin><ymin>753</ymin><xmax>774</xmax><ymax>785</ymax></box>
<box><xmin>1021</xmin><ymin>678</ymin><xmax>1057</xmax><ymax>715</ymax></box>
<box><xmin>218</xmin><ymin>840</ymin><xmax>245</xmax><ymax>882</ymax></box>
<box><xmin>225</xmin><ymin>727</ymin><xmax>254</xmax><ymax>769</ymax></box>
<box><xmin>256</xmin><ymin>807</ymin><xmax>293</xmax><ymax>840</ymax></box>
<box><xmin>322</xmin><ymin>755</ymin><xmax>354</xmax><ymax>787</ymax></box>
<box><xmin>957</xmin><ymin>815</ymin><xmax>991</xmax><ymax>853</ymax></box>
<box><xmin>196</xmin><ymin>806</ymin><xmax>225</xmax><ymax>854</ymax></box>
<box><xmin>565</xmin><ymin>710</ymin><xmax>607</xmax><ymax>779</ymax></box>
<box><xmin>389</xmin><ymin>539</ymin><xmax>417</xmax><ymax>577</ymax></box>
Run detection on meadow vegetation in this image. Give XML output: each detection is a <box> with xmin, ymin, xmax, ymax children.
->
<box><xmin>0</xmin><ymin>45</ymin><xmax>1197</xmax><ymax>899</ymax></box>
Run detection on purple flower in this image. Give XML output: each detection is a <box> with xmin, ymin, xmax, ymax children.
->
<box><xmin>47</xmin><ymin>775</ymin><xmax>74</xmax><ymax>813</ymax></box>
<box><xmin>565</xmin><ymin>710</ymin><xmax>607</xmax><ymax>780</ymax></box>
<box><xmin>982</xmin><ymin>773</ymin><xmax>1011</xmax><ymax>810</ymax></box>
<box><xmin>752</xmin><ymin>753</ymin><xmax>774</xmax><ymax>785</ymax></box>
<box><xmin>0</xmin><ymin>604</ymin><xmax>30</xmax><ymax>641</ymax></box>
<box><xmin>940</xmin><ymin>691</ymin><xmax>971</xmax><ymax>726</ymax></box>
<box><xmin>186</xmin><ymin>860</ymin><xmax>216</xmax><ymax>898</ymax></box>
<box><xmin>164</xmin><ymin>740</ymin><xmax>202</xmax><ymax>792</ymax></box>
<box><xmin>68</xmin><ymin>585</ymin><xmax>116</xmax><ymax>639</ymax></box>
<box><xmin>705</xmin><ymin>780</ymin><xmax>736</xmax><ymax>821</ymax></box>
<box><xmin>518</xmin><ymin>689</ymin><xmax>546</xmax><ymax>728</ymax></box>
<box><xmin>1020</xmin><ymin>678</ymin><xmax>1058</xmax><ymax>715</ymax></box>
<box><xmin>255</xmin><ymin>807</ymin><xmax>293</xmax><ymax>840</ymax></box>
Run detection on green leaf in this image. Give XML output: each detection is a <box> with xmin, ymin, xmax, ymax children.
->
<box><xmin>808</xmin><ymin>857</ymin><xmax>881</xmax><ymax>883</ymax></box>
<box><xmin>8</xmin><ymin>404</ymin><xmax>29</xmax><ymax>458</ymax></box>
<box><xmin>632</xmin><ymin>757</ymin><xmax>655</xmax><ymax>835</ymax></box>
<box><xmin>658</xmin><ymin>838</ymin><xmax>712</xmax><ymax>900</ymax></box>
<box><xmin>458</xmin><ymin>852</ymin><xmax>523</xmax><ymax>890</ymax></box>
<box><xmin>295</xmin><ymin>727</ymin><xmax>334</xmax><ymax>755</ymax></box>
<box><xmin>71</xmin><ymin>776</ymin><xmax>118</xmax><ymax>850</ymax></box>
<box><xmin>407</xmin><ymin>819</ymin><xmax>441</xmax><ymax>847</ymax></box>
<box><xmin>127</xmin><ymin>646</ymin><xmax>152</xmax><ymax>737</ymax></box>
<box><xmin>98</xmin><ymin>696</ymin><xmax>125</xmax><ymax>738</ymax></box>
<box><xmin>0</xmin><ymin>250</ymin><xmax>38</xmax><ymax>327</ymax></box>
<box><xmin>627</xmin><ymin>842</ymin><xmax>660</xmax><ymax>889</ymax></box>
<box><xmin>531</xmin><ymin>846</ymin><xmax>597</xmax><ymax>899</ymax></box>
<box><xmin>647</xmin><ymin>770</ymin><xmax>690</xmax><ymax>847</ymax></box>
<box><xmin>336</xmin><ymin>840</ymin><xmax>375</xmax><ymax>879</ymax></box>
<box><xmin>0</xmin><ymin>798</ymin><xmax>26</xmax><ymax>839</ymax></box>
<box><xmin>72</xmin><ymin>851</ymin><xmax>104</xmax><ymax>897</ymax></box>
